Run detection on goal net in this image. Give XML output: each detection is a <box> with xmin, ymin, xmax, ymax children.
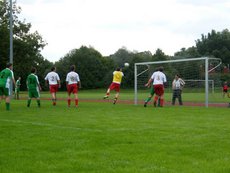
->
<box><xmin>134</xmin><ymin>57</ymin><xmax>222</xmax><ymax>107</ymax></box>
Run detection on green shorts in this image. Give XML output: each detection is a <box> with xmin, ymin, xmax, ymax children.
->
<box><xmin>28</xmin><ymin>90</ymin><xmax>40</xmax><ymax>98</ymax></box>
<box><xmin>0</xmin><ymin>87</ymin><xmax>10</xmax><ymax>96</ymax></box>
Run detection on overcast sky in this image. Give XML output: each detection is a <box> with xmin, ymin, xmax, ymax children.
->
<box><xmin>17</xmin><ymin>0</ymin><xmax>230</xmax><ymax>62</ymax></box>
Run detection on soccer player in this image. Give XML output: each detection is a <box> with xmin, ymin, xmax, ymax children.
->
<box><xmin>26</xmin><ymin>67</ymin><xmax>42</xmax><ymax>107</ymax></box>
<box><xmin>145</xmin><ymin>66</ymin><xmax>167</xmax><ymax>107</ymax></box>
<box><xmin>44</xmin><ymin>67</ymin><xmax>61</xmax><ymax>106</ymax></box>
<box><xmin>172</xmin><ymin>74</ymin><xmax>185</xmax><ymax>105</ymax></box>
<box><xmin>14</xmin><ymin>76</ymin><xmax>21</xmax><ymax>100</ymax></box>
<box><xmin>103</xmin><ymin>67</ymin><xmax>124</xmax><ymax>104</ymax></box>
<box><xmin>66</xmin><ymin>65</ymin><xmax>81</xmax><ymax>108</ymax></box>
<box><xmin>0</xmin><ymin>63</ymin><xmax>15</xmax><ymax>110</ymax></box>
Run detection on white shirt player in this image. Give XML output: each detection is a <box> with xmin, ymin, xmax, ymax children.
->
<box><xmin>66</xmin><ymin>71</ymin><xmax>80</xmax><ymax>85</ymax></box>
<box><xmin>45</xmin><ymin>71</ymin><xmax>60</xmax><ymax>85</ymax></box>
<box><xmin>151</xmin><ymin>71</ymin><xmax>167</xmax><ymax>85</ymax></box>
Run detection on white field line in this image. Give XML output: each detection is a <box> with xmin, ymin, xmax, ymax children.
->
<box><xmin>0</xmin><ymin>119</ymin><xmax>157</xmax><ymax>132</ymax></box>
<box><xmin>0</xmin><ymin>119</ymin><xmax>103</xmax><ymax>132</ymax></box>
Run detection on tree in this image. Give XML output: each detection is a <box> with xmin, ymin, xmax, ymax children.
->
<box><xmin>152</xmin><ymin>48</ymin><xmax>169</xmax><ymax>61</ymax></box>
<box><xmin>174</xmin><ymin>47</ymin><xmax>200</xmax><ymax>58</ymax></box>
<box><xmin>0</xmin><ymin>0</ymin><xmax>51</xmax><ymax>90</ymax></box>
<box><xmin>55</xmin><ymin>46</ymin><xmax>114</xmax><ymax>89</ymax></box>
<box><xmin>196</xmin><ymin>29</ymin><xmax>230</xmax><ymax>64</ymax></box>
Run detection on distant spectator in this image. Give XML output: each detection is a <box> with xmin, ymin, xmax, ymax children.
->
<box><xmin>222</xmin><ymin>81</ymin><xmax>229</xmax><ymax>98</ymax></box>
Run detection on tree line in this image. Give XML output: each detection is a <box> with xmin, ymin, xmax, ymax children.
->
<box><xmin>1</xmin><ymin>0</ymin><xmax>230</xmax><ymax>91</ymax></box>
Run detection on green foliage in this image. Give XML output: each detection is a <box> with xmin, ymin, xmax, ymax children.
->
<box><xmin>196</xmin><ymin>29</ymin><xmax>230</xmax><ymax>64</ymax></box>
<box><xmin>0</xmin><ymin>0</ymin><xmax>52</xmax><ymax>90</ymax></box>
<box><xmin>55</xmin><ymin>46</ymin><xmax>114</xmax><ymax>89</ymax></box>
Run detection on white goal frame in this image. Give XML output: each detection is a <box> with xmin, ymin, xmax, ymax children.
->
<box><xmin>134</xmin><ymin>57</ymin><xmax>222</xmax><ymax>107</ymax></box>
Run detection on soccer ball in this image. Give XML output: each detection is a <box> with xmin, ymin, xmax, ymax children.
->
<box><xmin>124</xmin><ymin>63</ymin><xmax>129</xmax><ymax>67</ymax></box>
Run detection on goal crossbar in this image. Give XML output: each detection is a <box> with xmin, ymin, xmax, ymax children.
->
<box><xmin>134</xmin><ymin>57</ymin><xmax>222</xmax><ymax>107</ymax></box>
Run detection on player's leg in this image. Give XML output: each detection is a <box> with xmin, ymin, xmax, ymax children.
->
<box><xmin>172</xmin><ymin>90</ymin><xmax>176</xmax><ymax>105</ymax></box>
<box><xmin>153</xmin><ymin>85</ymin><xmax>159</xmax><ymax>107</ymax></box>
<box><xmin>67</xmin><ymin>92</ymin><xmax>71</xmax><ymax>107</ymax></box>
<box><xmin>113</xmin><ymin>92</ymin><xmax>119</xmax><ymax>104</ymax></box>
<box><xmin>4</xmin><ymin>88</ymin><xmax>11</xmax><ymax>110</ymax></box>
<box><xmin>103</xmin><ymin>88</ymin><xmax>110</xmax><ymax>99</ymax></box>
<box><xmin>5</xmin><ymin>96</ymin><xmax>10</xmax><ymax>110</ymax></box>
<box><xmin>178</xmin><ymin>90</ymin><xmax>183</xmax><ymax>105</ymax></box>
<box><xmin>51</xmin><ymin>92</ymin><xmax>56</xmax><ymax>105</ymax></box>
<box><xmin>27</xmin><ymin>91</ymin><xmax>32</xmax><ymax>107</ymax></box>
<box><xmin>14</xmin><ymin>88</ymin><xmax>17</xmax><ymax>99</ymax></box>
<box><xmin>17</xmin><ymin>90</ymin><xmax>19</xmax><ymax>100</ymax></box>
<box><xmin>0</xmin><ymin>87</ymin><xmax>3</xmax><ymax>103</ymax></box>
<box><xmin>67</xmin><ymin>85</ymin><xmax>72</xmax><ymax>107</ymax></box>
<box><xmin>113</xmin><ymin>84</ymin><xmax>121</xmax><ymax>104</ymax></box>
<box><xmin>158</xmin><ymin>85</ymin><xmax>164</xmax><ymax>107</ymax></box>
<box><xmin>104</xmin><ymin>83</ymin><xmax>114</xmax><ymax>99</ymax></box>
<box><xmin>73</xmin><ymin>85</ymin><xmax>79</xmax><ymax>108</ymax></box>
<box><xmin>36</xmin><ymin>97</ymin><xmax>41</xmax><ymax>107</ymax></box>
<box><xmin>144</xmin><ymin>86</ymin><xmax>154</xmax><ymax>107</ymax></box>
<box><xmin>74</xmin><ymin>93</ymin><xmax>78</xmax><ymax>107</ymax></box>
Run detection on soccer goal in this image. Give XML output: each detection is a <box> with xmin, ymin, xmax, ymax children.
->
<box><xmin>134</xmin><ymin>57</ymin><xmax>222</xmax><ymax>107</ymax></box>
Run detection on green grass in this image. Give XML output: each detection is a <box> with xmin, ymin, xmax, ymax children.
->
<box><xmin>1</xmin><ymin>91</ymin><xmax>230</xmax><ymax>173</ymax></box>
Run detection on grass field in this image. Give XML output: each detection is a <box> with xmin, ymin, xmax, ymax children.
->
<box><xmin>0</xmin><ymin>91</ymin><xmax>230</xmax><ymax>173</ymax></box>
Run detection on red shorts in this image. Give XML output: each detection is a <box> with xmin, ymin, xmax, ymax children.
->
<box><xmin>154</xmin><ymin>84</ymin><xmax>164</xmax><ymax>96</ymax></box>
<box><xmin>109</xmin><ymin>82</ymin><xmax>121</xmax><ymax>92</ymax></box>
<box><xmin>223</xmin><ymin>89</ymin><xmax>228</xmax><ymax>93</ymax></box>
<box><xmin>67</xmin><ymin>84</ymin><xmax>78</xmax><ymax>94</ymax></box>
<box><xmin>49</xmin><ymin>84</ymin><xmax>59</xmax><ymax>93</ymax></box>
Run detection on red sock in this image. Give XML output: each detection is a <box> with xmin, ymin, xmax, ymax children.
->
<box><xmin>68</xmin><ymin>99</ymin><xmax>71</xmax><ymax>106</ymax></box>
<box><xmin>154</xmin><ymin>96</ymin><xmax>158</xmax><ymax>102</ymax></box>
<box><xmin>75</xmin><ymin>99</ymin><xmax>78</xmax><ymax>106</ymax></box>
<box><xmin>160</xmin><ymin>99</ymin><xmax>164</xmax><ymax>106</ymax></box>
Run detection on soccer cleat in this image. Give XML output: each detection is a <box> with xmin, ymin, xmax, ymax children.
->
<box><xmin>113</xmin><ymin>98</ymin><xmax>117</xmax><ymax>104</ymax></box>
<box><xmin>103</xmin><ymin>95</ymin><xmax>109</xmax><ymax>99</ymax></box>
<box><xmin>144</xmin><ymin>102</ymin><xmax>147</xmax><ymax>107</ymax></box>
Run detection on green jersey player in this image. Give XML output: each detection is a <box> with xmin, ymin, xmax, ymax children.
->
<box><xmin>26</xmin><ymin>67</ymin><xmax>42</xmax><ymax>107</ymax></box>
<box><xmin>0</xmin><ymin>63</ymin><xmax>15</xmax><ymax>110</ymax></box>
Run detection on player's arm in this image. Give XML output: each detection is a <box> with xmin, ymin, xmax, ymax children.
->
<box><xmin>78</xmin><ymin>81</ymin><xmax>81</xmax><ymax>89</ymax></box>
<box><xmin>58</xmin><ymin>80</ymin><xmax>61</xmax><ymax>88</ymax></box>
<box><xmin>12</xmin><ymin>77</ymin><xmax>16</xmax><ymax>86</ymax></box>
<box><xmin>145</xmin><ymin>78</ymin><xmax>153</xmax><ymax>88</ymax></box>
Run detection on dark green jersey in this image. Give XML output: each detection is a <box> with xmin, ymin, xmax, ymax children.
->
<box><xmin>0</xmin><ymin>68</ymin><xmax>14</xmax><ymax>88</ymax></box>
<box><xmin>27</xmin><ymin>73</ymin><xmax>40</xmax><ymax>91</ymax></box>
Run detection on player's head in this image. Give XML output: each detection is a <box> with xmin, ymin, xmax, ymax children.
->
<box><xmin>158</xmin><ymin>66</ymin><xmax>164</xmax><ymax>72</ymax></box>
<box><xmin>6</xmin><ymin>62</ymin><xmax>13</xmax><ymax>69</ymax></box>
<box><xmin>31</xmin><ymin>67</ymin><xmax>37</xmax><ymax>74</ymax></box>
<box><xmin>51</xmin><ymin>66</ymin><xmax>56</xmax><ymax>71</ymax></box>
<box><xmin>70</xmin><ymin>65</ymin><xmax>75</xmax><ymax>71</ymax></box>
<box><xmin>116</xmin><ymin>67</ymin><xmax>121</xmax><ymax>71</ymax></box>
<box><xmin>175</xmin><ymin>74</ymin><xmax>179</xmax><ymax>79</ymax></box>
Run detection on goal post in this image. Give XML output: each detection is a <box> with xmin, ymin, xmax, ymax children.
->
<box><xmin>134</xmin><ymin>57</ymin><xmax>222</xmax><ymax>107</ymax></box>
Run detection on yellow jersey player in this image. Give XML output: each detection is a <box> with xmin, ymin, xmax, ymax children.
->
<box><xmin>103</xmin><ymin>67</ymin><xmax>124</xmax><ymax>104</ymax></box>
